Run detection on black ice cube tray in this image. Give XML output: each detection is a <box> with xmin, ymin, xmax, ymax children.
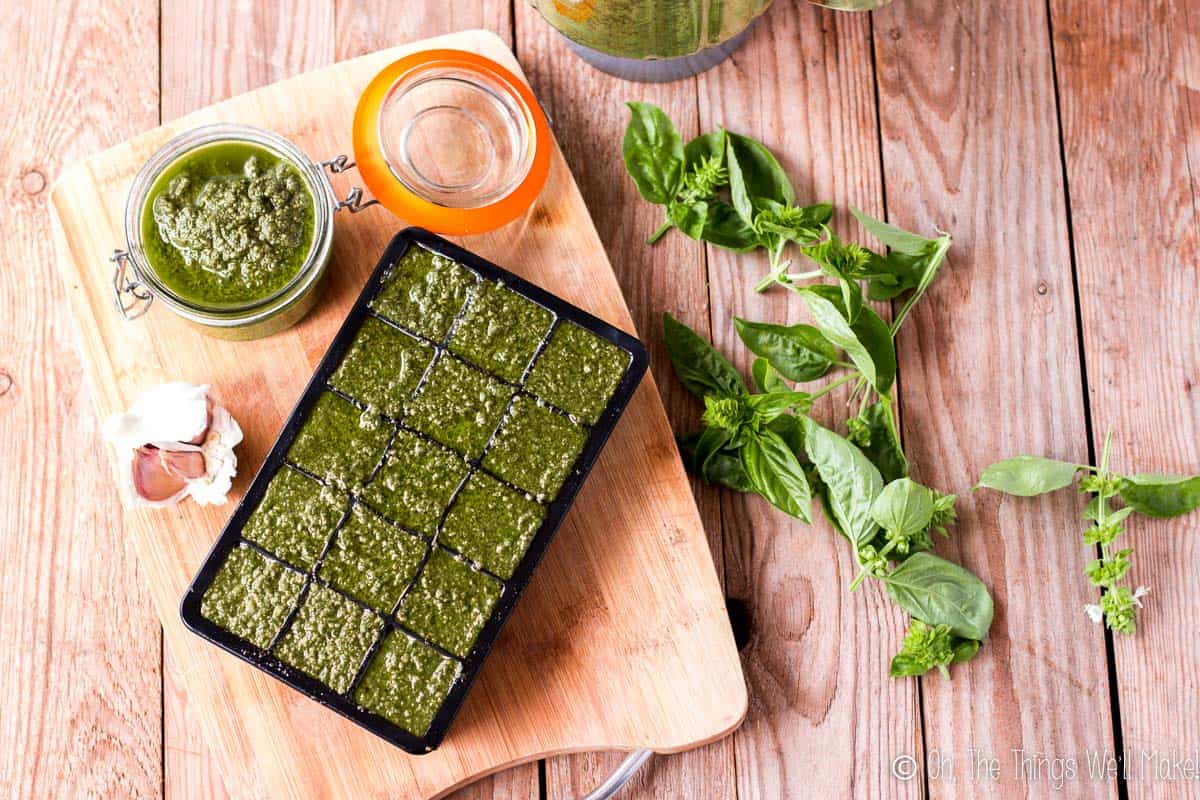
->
<box><xmin>181</xmin><ymin>227</ymin><xmax>648</xmax><ymax>754</ymax></box>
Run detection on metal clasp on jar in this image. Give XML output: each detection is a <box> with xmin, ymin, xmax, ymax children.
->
<box><xmin>111</xmin><ymin>249</ymin><xmax>153</xmax><ymax>320</ymax></box>
<box><xmin>321</xmin><ymin>155</ymin><xmax>378</xmax><ymax>214</ymax></box>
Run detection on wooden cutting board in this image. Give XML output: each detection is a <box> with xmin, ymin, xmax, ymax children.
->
<box><xmin>49</xmin><ymin>29</ymin><xmax>745</xmax><ymax>800</ymax></box>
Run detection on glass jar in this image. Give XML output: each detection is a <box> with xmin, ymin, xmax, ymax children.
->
<box><xmin>114</xmin><ymin>123</ymin><xmax>336</xmax><ymax>340</ymax></box>
<box><xmin>526</xmin><ymin>0</ymin><xmax>775</xmax><ymax>82</ymax></box>
<box><xmin>352</xmin><ymin>50</ymin><xmax>551</xmax><ymax>235</ymax></box>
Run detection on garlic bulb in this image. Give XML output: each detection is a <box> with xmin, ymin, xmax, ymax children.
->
<box><xmin>103</xmin><ymin>382</ymin><xmax>244</xmax><ymax>507</ymax></box>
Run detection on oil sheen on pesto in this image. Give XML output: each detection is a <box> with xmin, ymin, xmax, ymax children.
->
<box><xmin>141</xmin><ymin>140</ymin><xmax>315</xmax><ymax>307</ymax></box>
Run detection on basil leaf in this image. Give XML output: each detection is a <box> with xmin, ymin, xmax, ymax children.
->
<box><xmin>662</xmin><ymin>312</ymin><xmax>747</xmax><ymax>399</ymax></box>
<box><xmin>975</xmin><ymin>456</ymin><xmax>1082</xmax><ymax>496</ymax></box>
<box><xmin>884</xmin><ymin>552</ymin><xmax>994</xmax><ymax>640</ymax></box>
<box><xmin>669</xmin><ymin>199</ymin><xmax>709</xmax><ymax>240</ymax></box>
<box><xmin>1118</xmin><ymin>473</ymin><xmax>1200</xmax><ymax>518</ymax></box>
<box><xmin>623</xmin><ymin>102</ymin><xmax>684</xmax><ymax>205</ymax></box>
<box><xmin>741</xmin><ymin>428</ymin><xmax>812</xmax><ymax>522</ymax></box>
<box><xmin>871</xmin><ymin>478</ymin><xmax>934</xmax><ymax>538</ymax></box>
<box><xmin>726</xmin><ymin>132</ymin><xmax>794</xmax><ymax>225</ymax></box>
<box><xmin>853</xmin><ymin>399</ymin><xmax>909</xmax><ymax>482</ymax></box>
<box><xmin>699</xmin><ymin>200</ymin><xmax>761</xmax><ymax>252</ymax></box>
<box><xmin>851</xmin><ymin>207</ymin><xmax>937</xmax><ymax>256</ymax></box>
<box><xmin>684</xmin><ymin>129</ymin><xmax>726</xmax><ymax>169</ymax></box>
<box><xmin>866</xmin><ymin>250</ymin><xmax>923</xmax><ymax>301</ymax></box>
<box><xmin>953</xmin><ymin>638</ymin><xmax>982</xmax><ymax>663</ymax></box>
<box><xmin>798</xmin><ymin>289</ymin><xmax>896</xmax><ymax>397</ymax></box>
<box><xmin>734</xmin><ymin>318</ymin><xmax>837</xmax><ymax>382</ymax></box>
<box><xmin>803</xmin><ymin>417</ymin><xmax>884</xmax><ymax>546</ymax></box>
<box><xmin>768</xmin><ymin>413</ymin><xmax>805</xmax><ymax>457</ymax></box>
<box><xmin>678</xmin><ymin>429</ymin><xmax>753</xmax><ymax>492</ymax></box>
<box><xmin>745</xmin><ymin>390</ymin><xmax>811</xmax><ymax>422</ymax></box>
<box><xmin>752</xmin><ymin>357</ymin><xmax>790</xmax><ymax>393</ymax></box>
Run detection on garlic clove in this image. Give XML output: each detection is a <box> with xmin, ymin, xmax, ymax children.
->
<box><xmin>132</xmin><ymin>446</ymin><xmax>190</xmax><ymax>503</ymax></box>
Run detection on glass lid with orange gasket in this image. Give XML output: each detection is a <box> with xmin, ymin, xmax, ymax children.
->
<box><xmin>353</xmin><ymin>50</ymin><xmax>552</xmax><ymax>236</ymax></box>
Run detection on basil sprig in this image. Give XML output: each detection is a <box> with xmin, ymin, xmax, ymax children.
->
<box><xmin>977</xmin><ymin>433</ymin><xmax>1200</xmax><ymax>634</ymax></box>
<box><xmin>664</xmin><ymin>311</ymin><xmax>992</xmax><ymax>679</ymax></box>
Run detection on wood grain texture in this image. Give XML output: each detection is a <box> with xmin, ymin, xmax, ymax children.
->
<box><xmin>159</xmin><ymin>3</ymin><xmax>336</xmax><ymax>798</ymax></box>
<box><xmin>873</xmin><ymin>1</ymin><xmax>1116</xmax><ymax>796</ymax></box>
<box><xmin>50</xmin><ymin>31</ymin><xmax>744</xmax><ymax>800</ymax></box>
<box><xmin>513</xmin><ymin>3</ymin><xmax>737</xmax><ymax>798</ymax></box>
<box><xmin>697</xmin><ymin>5</ymin><xmax>921</xmax><ymax>797</ymax></box>
<box><xmin>1051</xmin><ymin>1</ymin><xmax>1200</xmax><ymax>795</ymax></box>
<box><xmin>0</xmin><ymin>2</ymin><xmax>162</xmax><ymax>798</ymax></box>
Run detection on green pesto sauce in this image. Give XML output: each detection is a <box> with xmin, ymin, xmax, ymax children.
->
<box><xmin>371</xmin><ymin>246</ymin><xmax>476</xmax><ymax>341</ymax></box>
<box><xmin>405</xmin><ymin>356</ymin><xmax>513</xmax><ymax>458</ymax></box>
<box><xmin>362</xmin><ymin>430</ymin><xmax>468</xmax><ymax>536</ymax></box>
<box><xmin>201</xmin><ymin>545</ymin><xmax>305</xmax><ymax>649</ymax></box>
<box><xmin>441</xmin><ymin>473</ymin><xmax>545</xmax><ymax>579</ymax></box>
<box><xmin>354</xmin><ymin>631</ymin><xmax>459</xmax><ymax>736</ymax></box>
<box><xmin>287</xmin><ymin>392</ymin><xmax>391</xmax><ymax>490</ymax></box>
<box><xmin>319</xmin><ymin>505</ymin><xmax>426</xmax><ymax>613</ymax></box>
<box><xmin>242</xmin><ymin>467</ymin><xmax>347</xmax><ymax>570</ymax></box>
<box><xmin>483</xmin><ymin>396</ymin><xmax>587</xmax><ymax>499</ymax></box>
<box><xmin>141</xmin><ymin>141</ymin><xmax>315</xmax><ymax>307</ymax></box>
<box><xmin>397</xmin><ymin>550</ymin><xmax>501</xmax><ymax>658</ymax></box>
<box><xmin>525</xmin><ymin>321</ymin><xmax>630</xmax><ymax>424</ymax></box>
<box><xmin>330</xmin><ymin>317</ymin><xmax>434</xmax><ymax>419</ymax></box>
<box><xmin>274</xmin><ymin>583</ymin><xmax>382</xmax><ymax>694</ymax></box>
<box><xmin>449</xmin><ymin>281</ymin><xmax>554</xmax><ymax>382</ymax></box>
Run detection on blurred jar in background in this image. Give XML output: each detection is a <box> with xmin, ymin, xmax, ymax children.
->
<box><xmin>528</xmin><ymin>0</ymin><xmax>893</xmax><ymax>82</ymax></box>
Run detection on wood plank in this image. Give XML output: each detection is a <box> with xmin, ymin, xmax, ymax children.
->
<box><xmin>512</xmin><ymin>4</ymin><xmax>737</xmax><ymax>799</ymax></box>
<box><xmin>0</xmin><ymin>1</ymin><xmax>162</xmax><ymax>798</ymax></box>
<box><xmin>333</xmin><ymin>6</ymin><xmax>531</xmax><ymax>799</ymax></box>
<box><xmin>1050</xmin><ymin>1</ymin><xmax>1200</xmax><ymax>794</ymax></box>
<box><xmin>158</xmin><ymin>3</ymin><xmax>336</xmax><ymax>798</ymax></box>
<box><xmin>872</xmin><ymin>1</ymin><xmax>1116</xmax><ymax>796</ymax></box>
<box><xmin>51</xmin><ymin>31</ymin><xmax>744</xmax><ymax>800</ymax></box>
<box><xmin>696</xmin><ymin>5</ymin><xmax>923</xmax><ymax>797</ymax></box>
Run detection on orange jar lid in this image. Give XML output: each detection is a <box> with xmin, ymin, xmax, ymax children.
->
<box><xmin>353</xmin><ymin>50</ymin><xmax>551</xmax><ymax>236</ymax></box>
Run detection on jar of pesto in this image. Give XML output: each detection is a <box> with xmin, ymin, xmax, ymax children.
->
<box><xmin>115</xmin><ymin>124</ymin><xmax>342</xmax><ymax>340</ymax></box>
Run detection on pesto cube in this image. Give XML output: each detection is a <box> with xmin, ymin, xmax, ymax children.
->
<box><xmin>354</xmin><ymin>631</ymin><xmax>460</xmax><ymax>736</ymax></box>
<box><xmin>200</xmin><ymin>545</ymin><xmax>305</xmax><ymax>650</ymax></box>
<box><xmin>362</xmin><ymin>430</ymin><xmax>469</xmax><ymax>536</ymax></box>
<box><xmin>449</xmin><ymin>281</ymin><xmax>553</xmax><ymax>382</ymax></box>
<box><xmin>483</xmin><ymin>396</ymin><xmax>588</xmax><ymax>499</ymax></box>
<box><xmin>242</xmin><ymin>466</ymin><xmax>347</xmax><ymax>570</ymax></box>
<box><xmin>330</xmin><ymin>316</ymin><xmax>434</xmax><ymax>419</ymax></box>
<box><xmin>525</xmin><ymin>321</ymin><xmax>630</xmax><ymax>424</ymax></box>
<box><xmin>441</xmin><ymin>473</ymin><xmax>546</xmax><ymax>579</ymax></box>
<box><xmin>319</xmin><ymin>505</ymin><xmax>427</xmax><ymax>613</ymax></box>
<box><xmin>274</xmin><ymin>583</ymin><xmax>383</xmax><ymax>694</ymax></box>
<box><xmin>371</xmin><ymin>246</ymin><xmax>475</xmax><ymax>341</ymax></box>
<box><xmin>287</xmin><ymin>391</ymin><xmax>391</xmax><ymax>490</ymax></box>
<box><xmin>397</xmin><ymin>550</ymin><xmax>502</xmax><ymax>658</ymax></box>
<box><xmin>404</xmin><ymin>355</ymin><xmax>513</xmax><ymax>458</ymax></box>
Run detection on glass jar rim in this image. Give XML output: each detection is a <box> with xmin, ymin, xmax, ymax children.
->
<box><xmin>123</xmin><ymin>123</ymin><xmax>335</xmax><ymax>322</ymax></box>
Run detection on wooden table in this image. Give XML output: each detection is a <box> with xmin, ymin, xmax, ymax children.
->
<box><xmin>2</xmin><ymin>1</ymin><xmax>1196</xmax><ymax>797</ymax></box>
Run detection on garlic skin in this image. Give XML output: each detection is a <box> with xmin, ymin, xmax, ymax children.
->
<box><xmin>103</xmin><ymin>383</ymin><xmax>244</xmax><ymax>507</ymax></box>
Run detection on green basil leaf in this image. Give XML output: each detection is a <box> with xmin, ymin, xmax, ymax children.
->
<box><xmin>734</xmin><ymin>318</ymin><xmax>837</xmax><ymax>382</ymax></box>
<box><xmin>669</xmin><ymin>199</ymin><xmax>709</xmax><ymax>240</ymax></box>
<box><xmin>684</xmin><ymin>129</ymin><xmax>726</xmax><ymax>169</ymax></box>
<box><xmin>952</xmin><ymin>638</ymin><xmax>982</xmax><ymax>663</ymax></box>
<box><xmin>768</xmin><ymin>413</ymin><xmax>805</xmax><ymax>457</ymax></box>
<box><xmin>699</xmin><ymin>200</ymin><xmax>761</xmax><ymax>252</ymax></box>
<box><xmin>726</xmin><ymin>132</ymin><xmax>794</xmax><ymax>225</ymax></box>
<box><xmin>662</xmin><ymin>312</ymin><xmax>747</xmax><ymax>399</ymax></box>
<box><xmin>975</xmin><ymin>456</ymin><xmax>1082</xmax><ymax>496</ymax></box>
<box><xmin>745</xmin><ymin>390</ymin><xmax>811</xmax><ymax>422</ymax></box>
<box><xmin>803</xmin><ymin>417</ymin><xmax>884</xmax><ymax>545</ymax></box>
<box><xmin>678</xmin><ymin>429</ymin><xmax>753</xmax><ymax>492</ymax></box>
<box><xmin>752</xmin><ymin>357</ymin><xmax>790</xmax><ymax>393</ymax></box>
<box><xmin>798</xmin><ymin>289</ymin><xmax>895</xmax><ymax>397</ymax></box>
<box><xmin>741</xmin><ymin>429</ymin><xmax>812</xmax><ymax>521</ymax></box>
<box><xmin>851</xmin><ymin>207</ymin><xmax>937</xmax><ymax>256</ymax></box>
<box><xmin>871</xmin><ymin>478</ymin><xmax>934</xmax><ymax>537</ymax></box>
<box><xmin>623</xmin><ymin>102</ymin><xmax>684</xmax><ymax>205</ymax></box>
<box><xmin>854</xmin><ymin>399</ymin><xmax>909</xmax><ymax>482</ymax></box>
<box><xmin>1083</xmin><ymin>498</ymin><xmax>1135</xmax><ymax>524</ymax></box>
<box><xmin>884</xmin><ymin>552</ymin><xmax>994</xmax><ymax>641</ymax></box>
<box><xmin>888</xmin><ymin>653</ymin><xmax>928</xmax><ymax>678</ymax></box>
<box><xmin>866</xmin><ymin>251</ymin><xmax>923</xmax><ymax>301</ymax></box>
<box><xmin>1118</xmin><ymin>473</ymin><xmax>1200</xmax><ymax>518</ymax></box>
